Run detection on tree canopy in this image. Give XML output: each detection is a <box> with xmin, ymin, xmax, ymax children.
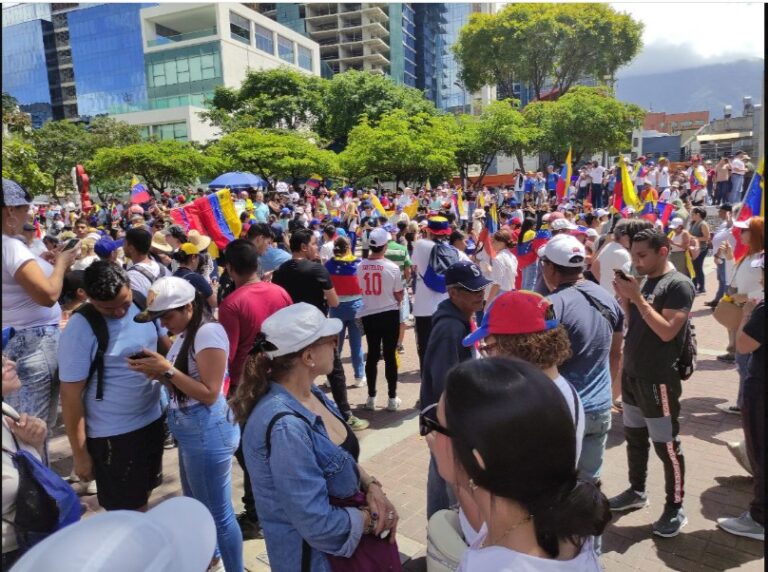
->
<box><xmin>2</xmin><ymin>92</ymin><xmax>32</xmax><ymax>134</ymax></box>
<box><xmin>340</xmin><ymin>110</ymin><xmax>457</xmax><ymax>186</ymax></box>
<box><xmin>205</xmin><ymin>128</ymin><xmax>339</xmax><ymax>189</ymax></box>
<box><xmin>31</xmin><ymin>120</ymin><xmax>94</xmax><ymax>194</ymax></box>
<box><xmin>454</xmin><ymin>3</ymin><xmax>643</xmax><ymax>100</ymax></box>
<box><xmin>523</xmin><ymin>86</ymin><xmax>645</xmax><ymax>163</ymax></box>
<box><xmin>2</xmin><ymin>136</ymin><xmax>53</xmax><ymax>195</ymax></box>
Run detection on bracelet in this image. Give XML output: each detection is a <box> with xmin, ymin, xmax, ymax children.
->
<box><xmin>360</xmin><ymin>508</ymin><xmax>374</xmax><ymax>534</ymax></box>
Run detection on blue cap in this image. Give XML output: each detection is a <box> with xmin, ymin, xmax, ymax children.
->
<box><xmin>280</xmin><ymin>207</ymin><xmax>291</xmax><ymax>215</ymax></box>
<box><xmin>94</xmin><ymin>237</ymin><xmax>124</xmax><ymax>258</ymax></box>
<box><xmin>310</xmin><ymin>218</ymin><xmax>320</xmax><ymax>226</ymax></box>
<box><xmin>444</xmin><ymin>261</ymin><xmax>492</xmax><ymax>292</ymax></box>
<box><xmin>336</xmin><ymin>228</ymin><xmax>348</xmax><ymax>238</ymax></box>
<box><xmin>332</xmin><ymin>217</ymin><xmax>342</xmax><ymax>225</ymax></box>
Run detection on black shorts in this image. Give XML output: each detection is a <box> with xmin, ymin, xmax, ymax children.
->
<box><xmin>86</xmin><ymin>415</ymin><xmax>164</xmax><ymax>510</ymax></box>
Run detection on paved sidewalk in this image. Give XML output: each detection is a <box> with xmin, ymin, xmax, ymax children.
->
<box><xmin>48</xmin><ymin>267</ymin><xmax>763</xmax><ymax>570</ymax></box>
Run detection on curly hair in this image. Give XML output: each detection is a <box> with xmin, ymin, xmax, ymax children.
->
<box><xmin>495</xmin><ymin>325</ymin><xmax>572</xmax><ymax>369</ymax></box>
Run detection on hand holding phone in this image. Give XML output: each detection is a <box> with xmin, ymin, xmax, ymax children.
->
<box><xmin>62</xmin><ymin>238</ymin><xmax>80</xmax><ymax>251</ymax></box>
<box><xmin>128</xmin><ymin>351</ymin><xmax>149</xmax><ymax>360</ymax></box>
<box><xmin>614</xmin><ymin>268</ymin><xmax>631</xmax><ymax>281</ymax></box>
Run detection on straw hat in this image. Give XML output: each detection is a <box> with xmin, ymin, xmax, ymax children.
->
<box><xmin>187</xmin><ymin>229</ymin><xmax>211</xmax><ymax>251</ymax></box>
<box><xmin>151</xmin><ymin>231</ymin><xmax>173</xmax><ymax>253</ymax></box>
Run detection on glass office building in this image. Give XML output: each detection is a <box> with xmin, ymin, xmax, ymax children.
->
<box><xmin>415</xmin><ymin>3</ymin><xmax>447</xmax><ymax>107</ymax></box>
<box><xmin>441</xmin><ymin>3</ymin><xmax>472</xmax><ymax>113</ymax></box>
<box><xmin>2</xmin><ymin>18</ymin><xmax>55</xmax><ymax>127</ymax></box>
<box><xmin>67</xmin><ymin>3</ymin><xmax>151</xmax><ymax>117</ymax></box>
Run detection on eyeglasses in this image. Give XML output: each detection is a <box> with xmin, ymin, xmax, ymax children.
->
<box><xmin>419</xmin><ymin>404</ymin><xmax>451</xmax><ymax>438</ymax></box>
<box><xmin>478</xmin><ymin>341</ymin><xmax>498</xmax><ymax>357</ymax></box>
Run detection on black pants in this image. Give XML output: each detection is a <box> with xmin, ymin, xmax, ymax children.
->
<box><xmin>743</xmin><ymin>379</ymin><xmax>764</xmax><ymax>525</ymax></box>
<box><xmin>362</xmin><ymin>310</ymin><xmax>400</xmax><ymax>399</ymax></box>
<box><xmin>234</xmin><ymin>423</ymin><xmax>257</xmax><ymax>520</ymax></box>
<box><xmin>327</xmin><ymin>348</ymin><xmax>351</xmax><ymax>419</ymax></box>
<box><xmin>621</xmin><ymin>372</ymin><xmax>685</xmax><ymax>508</ymax></box>
<box><xmin>415</xmin><ymin>315</ymin><xmax>433</xmax><ymax>375</ymax></box>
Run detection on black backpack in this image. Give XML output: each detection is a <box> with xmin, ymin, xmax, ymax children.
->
<box><xmin>677</xmin><ymin>320</ymin><xmax>698</xmax><ymax>381</ymax></box>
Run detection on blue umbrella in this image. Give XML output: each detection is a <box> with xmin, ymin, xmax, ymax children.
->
<box><xmin>208</xmin><ymin>171</ymin><xmax>267</xmax><ymax>190</ymax></box>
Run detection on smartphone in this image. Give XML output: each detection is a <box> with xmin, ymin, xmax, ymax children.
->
<box><xmin>614</xmin><ymin>268</ymin><xmax>631</xmax><ymax>281</ymax></box>
<box><xmin>128</xmin><ymin>351</ymin><xmax>149</xmax><ymax>360</ymax></box>
<box><xmin>62</xmin><ymin>238</ymin><xmax>80</xmax><ymax>251</ymax></box>
<box><xmin>2</xmin><ymin>402</ymin><xmax>21</xmax><ymax>423</ymax></box>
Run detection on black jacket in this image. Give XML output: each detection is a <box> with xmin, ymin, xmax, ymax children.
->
<box><xmin>420</xmin><ymin>299</ymin><xmax>473</xmax><ymax>418</ymax></box>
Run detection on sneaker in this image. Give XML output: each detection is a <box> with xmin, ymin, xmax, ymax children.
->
<box><xmin>397</xmin><ymin>344</ymin><xmax>405</xmax><ymax>355</ymax></box>
<box><xmin>704</xmin><ymin>300</ymin><xmax>718</xmax><ymax>307</ymax></box>
<box><xmin>717</xmin><ymin>353</ymin><xmax>736</xmax><ymax>363</ymax></box>
<box><xmin>354</xmin><ymin>376</ymin><xmax>367</xmax><ymax>388</ymax></box>
<box><xmin>163</xmin><ymin>433</ymin><xmax>177</xmax><ymax>450</ymax></box>
<box><xmin>608</xmin><ymin>489</ymin><xmax>649</xmax><ymax>512</ymax></box>
<box><xmin>347</xmin><ymin>415</ymin><xmax>370</xmax><ymax>431</ymax></box>
<box><xmin>717</xmin><ymin>511</ymin><xmax>765</xmax><ymax>541</ymax></box>
<box><xmin>653</xmin><ymin>505</ymin><xmax>688</xmax><ymax>538</ymax></box>
<box><xmin>365</xmin><ymin>396</ymin><xmax>377</xmax><ymax>410</ymax></box>
<box><xmin>717</xmin><ymin>403</ymin><xmax>741</xmax><ymax>415</ymax></box>
<box><xmin>727</xmin><ymin>441</ymin><xmax>754</xmax><ymax>476</ymax></box>
<box><xmin>237</xmin><ymin>511</ymin><xmax>263</xmax><ymax>540</ymax></box>
<box><xmin>387</xmin><ymin>397</ymin><xmax>402</xmax><ymax>411</ymax></box>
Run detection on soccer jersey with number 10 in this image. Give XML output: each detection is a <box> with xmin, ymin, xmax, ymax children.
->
<box><xmin>357</xmin><ymin>258</ymin><xmax>403</xmax><ymax>318</ymax></box>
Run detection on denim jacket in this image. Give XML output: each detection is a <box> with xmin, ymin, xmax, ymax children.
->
<box><xmin>243</xmin><ymin>383</ymin><xmax>364</xmax><ymax>572</ymax></box>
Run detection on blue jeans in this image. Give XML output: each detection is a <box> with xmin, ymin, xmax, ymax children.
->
<box><xmin>735</xmin><ymin>352</ymin><xmax>749</xmax><ymax>409</ymax></box>
<box><xmin>714</xmin><ymin>261</ymin><xmax>727</xmax><ymax>303</ymax></box>
<box><xmin>578</xmin><ymin>407</ymin><xmax>612</xmax><ymax>555</ymax></box>
<box><xmin>427</xmin><ymin>454</ymin><xmax>457</xmax><ymax>519</ymax></box>
<box><xmin>168</xmin><ymin>396</ymin><xmax>243</xmax><ymax>572</ymax></box>
<box><xmin>521</xmin><ymin>264</ymin><xmax>537</xmax><ymax>291</ymax></box>
<box><xmin>729</xmin><ymin>174</ymin><xmax>744</xmax><ymax>203</ymax></box>
<box><xmin>692</xmin><ymin>247</ymin><xmax>707</xmax><ymax>293</ymax></box>
<box><xmin>4</xmin><ymin>325</ymin><xmax>60</xmax><ymax>433</ymax></box>
<box><xmin>330</xmin><ymin>299</ymin><xmax>365</xmax><ymax>379</ymax></box>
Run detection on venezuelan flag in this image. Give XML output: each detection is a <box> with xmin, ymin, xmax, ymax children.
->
<box><xmin>325</xmin><ymin>256</ymin><xmax>361</xmax><ymax>296</ymax></box>
<box><xmin>368</xmin><ymin>193</ymin><xmax>388</xmax><ymax>218</ymax></box>
<box><xmin>130</xmin><ymin>176</ymin><xmax>151</xmax><ymax>204</ymax></box>
<box><xmin>734</xmin><ymin>158</ymin><xmax>764</xmax><ymax>260</ymax></box>
<box><xmin>556</xmin><ymin>148</ymin><xmax>572</xmax><ymax>202</ymax></box>
<box><xmin>403</xmin><ymin>198</ymin><xmax>419</xmax><ymax>220</ymax></box>
<box><xmin>618</xmin><ymin>156</ymin><xmax>642</xmax><ymax>211</ymax></box>
<box><xmin>306</xmin><ymin>174</ymin><xmax>323</xmax><ymax>189</ymax></box>
<box><xmin>640</xmin><ymin>201</ymin><xmax>658</xmax><ymax>222</ymax></box>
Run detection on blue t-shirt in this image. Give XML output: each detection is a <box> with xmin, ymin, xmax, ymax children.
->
<box><xmin>546</xmin><ymin>172</ymin><xmax>560</xmax><ymax>191</ymax></box>
<box><xmin>524</xmin><ymin>179</ymin><xmax>535</xmax><ymax>195</ymax></box>
<box><xmin>259</xmin><ymin>246</ymin><xmax>292</xmax><ymax>273</ymax></box>
<box><xmin>547</xmin><ymin>281</ymin><xmax>624</xmax><ymax>413</ymax></box>
<box><xmin>58</xmin><ymin>304</ymin><xmax>162</xmax><ymax>438</ymax></box>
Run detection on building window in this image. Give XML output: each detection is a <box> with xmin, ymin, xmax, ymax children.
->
<box><xmin>254</xmin><ymin>23</ymin><xmax>274</xmax><ymax>54</ymax></box>
<box><xmin>230</xmin><ymin>12</ymin><xmax>251</xmax><ymax>45</ymax></box>
<box><xmin>278</xmin><ymin>35</ymin><xmax>294</xmax><ymax>64</ymax></box>
<box><xmin>153</xmin><ymin>121</ymin><xmax>188</xmax><ymax>142</ymax></box>
<box><xmin>298</xmin><ymin>45</ymin><xmax>313</xmax><ymax>71</ymax></box>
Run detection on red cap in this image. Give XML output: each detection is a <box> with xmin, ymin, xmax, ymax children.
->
<box><xmin>462</xmin><ymin>291</ymin><xmax>559</xmax><ymax>346</ymax></box>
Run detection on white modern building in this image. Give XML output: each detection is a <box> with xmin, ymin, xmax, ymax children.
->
<box><xmin>111</xmin><ymin>3</ymin><xmax>321</xmax><ymax>143</ymax></box>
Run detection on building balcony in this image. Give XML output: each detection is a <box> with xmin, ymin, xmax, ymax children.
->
<box><xmin>363</xmin><ymin>21</ymin><xmax>388</xmax><ymax>37</ymax></box>
<box><xmin>147</xmin><ymin>27</ymin><xmax>217</xmax><ymax>47</ymax></box>
<box><xmin>305</xmin><ymin>8</ymin><xmax>338</xmax><ymax>20</ymax></box>
<box><xmin>309</xmin><ymin>21</ymin><xmax>340</xmax><ymax>33</ymax></box>
<box><xmin>341</xmin><ymin>4</ymin><xmax>362</xmax><ymax>13</ymax></box>
<box><xmin>362</xmin><ymin>6</ymin><xmax>387</xmax><ymax>22</ymax></box>
<box><xmin>363</xmin><ymin>36</ymin><xmax>388</xmax><ymax>51</ymax></box>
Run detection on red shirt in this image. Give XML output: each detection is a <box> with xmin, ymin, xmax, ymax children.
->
<box><xmin>218</xmin><ymin>282</ymin><xmax>292</xmax><ymax>388</ymax></box>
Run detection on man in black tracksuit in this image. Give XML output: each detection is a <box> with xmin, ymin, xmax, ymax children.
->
<box><xmin>610</xmin><ymin>228</ymin><xmax>694</xmax><ymax>538</ymax></box>
<box><xmin>421</xmin><ymin>261</ymin><xmax>490</xmax><ymax>518</ymax></box>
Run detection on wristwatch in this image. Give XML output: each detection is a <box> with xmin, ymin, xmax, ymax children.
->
<box><xmin>162</xmin><ymin>367</ymin><xmax>176</xmax><ymax>381</ymax></box>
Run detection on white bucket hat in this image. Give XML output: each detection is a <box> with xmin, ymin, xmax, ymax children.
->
<box><xmin>260</xmin><ymin>303</ymin><xmax>342</xmax><ymax>358</ymax></box>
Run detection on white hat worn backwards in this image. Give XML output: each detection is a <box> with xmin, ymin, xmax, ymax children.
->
<box><xmin>538</xmin><ymin>234</ymin><xmax>586</xmax><ymax>267</ymax></box>
<box><xmin>368</xmin><ymin>227</ymin><xmax>390</xmax><ymax>248</ymax></box>
<box><xmin>550</xmin><ymin>218</ymin><xmax>578</xmax><ymax>231</ymax></box>
<box><xmin>261</xmin><ymin>302</ymin><xmax>342</xmax><ymax>358</ymax></box>
<box><xmin>668</xmin><ymin>217</ymin><xmax>684</xmax><ymax>229</ymax></box>
<box><xmin>11</xmin><ymin>496</ymin><xmax>216</xmax><ymax>572</ymax></box>
<box><xmin>134</xmin><ymin>276</ymin><xmax>196</xmax><ymax>323</ymax></box>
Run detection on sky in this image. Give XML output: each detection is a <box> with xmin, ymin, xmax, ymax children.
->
<box><xmin>611</xmin><ymin>2</ymin><xmax>764</xmax><ymax>76</ymax></box>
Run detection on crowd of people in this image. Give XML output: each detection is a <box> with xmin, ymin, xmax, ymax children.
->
<box><xmin>1</xmin><ymin>152</ymin><xmax>763</xmax><ymax>572</ymax></box>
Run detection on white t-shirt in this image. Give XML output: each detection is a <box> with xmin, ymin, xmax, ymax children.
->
<box><xmin>658</xmin><ymin>166</ymin><xmax>670</xmax><ymax>188</ymax></box>
<box><xmin>490</xmin><ymin>249</ymin><xmax>518</xmax><ymax>292</ymax></box>
<box><xmin>659</xmin><ymin>188</ymin><xmax>671</xmax><ymax>202</ymax></box>
<box><xmin>595</xmin><ymin>242</ymin><xmax>631</xmax><ymax>295</ymax></box>
<box><xmin>2</xmin><ymin>235</ymin><xmax>61</xmax><ymax>329</ymax></box>
<box><xmin>165</xmin><ymin>322</ymin><xmax>229</xmax><ymax>409</ymax></box>
<box><xmin>458</xmin><ymin>530</ymin><xmax>599</xmax><ymax>572</ymax></box>
<box><xmin>553</xmin><ymin>375</ymin><xmax>585</xmax><ymax>464</ymax></box>
<box><xmin>319</xmin><ymin>239</ymin><xmax>335</xmax><ymax>264</ymax></box>
<box><xmin>589</xmin><ymin>166</ymin><xmax>605</xmax><ymax>184</ymax></box>
<box><xmin>411</xmin><ymin>239</ymin><xmax>449</xmax><ymax>317</ymax></box>
<box><xmin>357</xmin><ymin>258</ymin><xmax>403</xmax><ymax>318</ymax></box>
<box><xmin>126</xmin><ymin>259</ymin><xmax>169</xmax><ymax>296</ymax></box>
<box><xmin>730</xmin><ymin>158</ymin><xmax>746</xmax><ymax>175</ymax></box>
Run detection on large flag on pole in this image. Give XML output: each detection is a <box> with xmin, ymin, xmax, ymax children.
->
<box><xmin>555</xmin><ymin>147</ymin><xmax>572</xmax><ymax>202</ymax></box>
<box><xmin>733</xmin><ymin>157</ymin><xmax>764</xmax><ymax>260</ymax></box>
<box><xmin>618</xmin><ymin>155</ymin><xmax>642</xmax><ymax>211</ymax></box>
<box><xmin>130</xmin><ymin>176</ymin><xmax>151</xmax><ymax>204</ymax></box>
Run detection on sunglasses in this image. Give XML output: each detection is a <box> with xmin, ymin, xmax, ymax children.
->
<box><xmin>419</xmin><ymin>404</ymin><xmax>451</xmax><ymax>438</ymax></box>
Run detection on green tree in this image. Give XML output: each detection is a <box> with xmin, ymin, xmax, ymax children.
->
<box><xmin>319</xmin><ymin>70</ymin><xmax>439</xmax><ymax>149</ymax></box>
<box><xmin>2</xmin><ymin>136</ymin><xmax>53</xmax><ymax>195</ymax></box>
<box><xmin>86</xmin><ymin>116</ymin><xmax>142</xmax><ymax>150</ymax></box>
<box><xmin>32</xmin><ymin>120</ymin><xmax>94</xmax><ymax>194</ymax></box>
<box><xmin>454</xmin><ymin>4</ymin><xmax>643</xmax><ymax>100</ymax></box>
<box><xmin>340</xmin><ymin>110</ymin><xmax>457</xmax><ymax>187</ymax></box>
<box><xmin>454</xmin><ymin>100</ymin><xmax>539</xmax><ymax>188</ymax></box>
<box><xmin>87</xmin><ymin>140</ymin><xmax>209</xmax><ymax>195</ymax></box>
<box><xmin>201</xmin><ymin>67</ymin><xmax>326</xmax><ymax>133</ymax></box>
<box><xmin>206</xmin><ymin>129</ymin><xmax>339</xmax><ymax>190</ymax></box>
<box><xmin>2</xmin><ymin>92</ymin><xmax>32</xmax><ymax>135</ymax></box>
<box><xmin>523</xmin><ymin>86</ymin><xmax>645</xmax><ymax>163</ymax></box>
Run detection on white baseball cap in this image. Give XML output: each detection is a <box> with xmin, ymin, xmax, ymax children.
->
<box><xmin>550</xmin><ymin>218</ymin><xmax>578</xmax><ymax>231</ymax></box>
<box><xmin>368</xmin><ymin>227</ymin><xmax>390</xmax><ymax>248</ymax></box>
<box><xmin>668</xmin><ymin>217</ymin><xmax>684</xmax><ymax>229</ymax></box>
<box><xmin>12</xmin><ymin>497</ymin><xmax>216</xmax><ymax>572</ymax></box>
<box><xmin>134</xmin><ymin>276</ymin><xmax>196</xmax><ymax>323</ymax></box>
<box><xmin>538</xmin><ymin>234</ymin><xmax>586</xmax><ymax>267</ymax></box>
<box><xmin>586</xmin><ymin>228</ymin><xmax>599</xmax><ymax>239</ymax></box>
<box><xmin>595</xmin><ymin>208</ymin><xmax>608</xmax><ymax>218</ymax></box>
<box><xmin>261</xmin><ymin>302</ymin><xmax>342</xmax><ymax>358</ymax></box>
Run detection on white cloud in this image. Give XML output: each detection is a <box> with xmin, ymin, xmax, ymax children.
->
<box><xmin>613</xmin><ymin>2</ymin><xmax>764</xmax><ymax>65</ymax></box>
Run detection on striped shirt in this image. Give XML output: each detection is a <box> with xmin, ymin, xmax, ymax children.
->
<box><xmin>384</xmin><ymin>240</ymin><xmax>412</xmax><ymax>279</ymax></box>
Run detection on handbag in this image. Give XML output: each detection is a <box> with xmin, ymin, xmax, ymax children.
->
<box><xmin>713</xmin><ymin>297</ymin><xmax>743</xmax><ymax>330</ymax></box>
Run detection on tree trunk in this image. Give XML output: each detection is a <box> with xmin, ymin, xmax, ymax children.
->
<box><xmin>515</xmin><ymin>149</ymin><xmax>525</xmax><ymax>172</ymax></box>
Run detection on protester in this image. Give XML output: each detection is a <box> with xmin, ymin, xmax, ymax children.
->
<box><xmin>688</xmin><ymin>207</ymin><xmax>711</xmax><ymax>295</ymax></box>
<box><xmin>422</xmin><ymin>261</ymin><xmax>490</xmax><ymax>518</ymax></box>
<box><xmin>383</xmin><ymin>224</ymin><xmax>413</xmax><ymax>354</ymax></box>
<box><xmin>610</xmin><ymin>228</ymin><xmax>694</xmax><ymax>538</ymax></box>
<box><xmin>3</xmin><ymin>179</ymin><xmax>80</xmax><ymax>432</ymax></box>
<box><xmin>426</xmin><ymin>358</ymin><xmax>609</xmax><ymax>570</ymax></box>
<box><xmin>358</xmin><ymin>227</ymin><xmax>404</xmax><ymax>411</ymax></box>
<box><xmin>706</xmin><ymin>204</ymin><xmax>736</xmax><ymax>308</ymax></box>
<box><xmin>486</xmin><ymin>229</ymin><xmax>518</xmax><ymax>304</ymax></box>
<box><xmin>232</xmin><ymin>303</ymin><xmax>399</xmax><ymax>571</ymax></box>
<box><xmin>130</xmin><ymin>277</ymin><xmax>242</xmax><ymax>572</ymax></box>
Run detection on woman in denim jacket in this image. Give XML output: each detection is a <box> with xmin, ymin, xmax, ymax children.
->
<box><xmin>231</xmin><ymin>303</ymin><xmax>399</xmax><ymax>572</ymax></box>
